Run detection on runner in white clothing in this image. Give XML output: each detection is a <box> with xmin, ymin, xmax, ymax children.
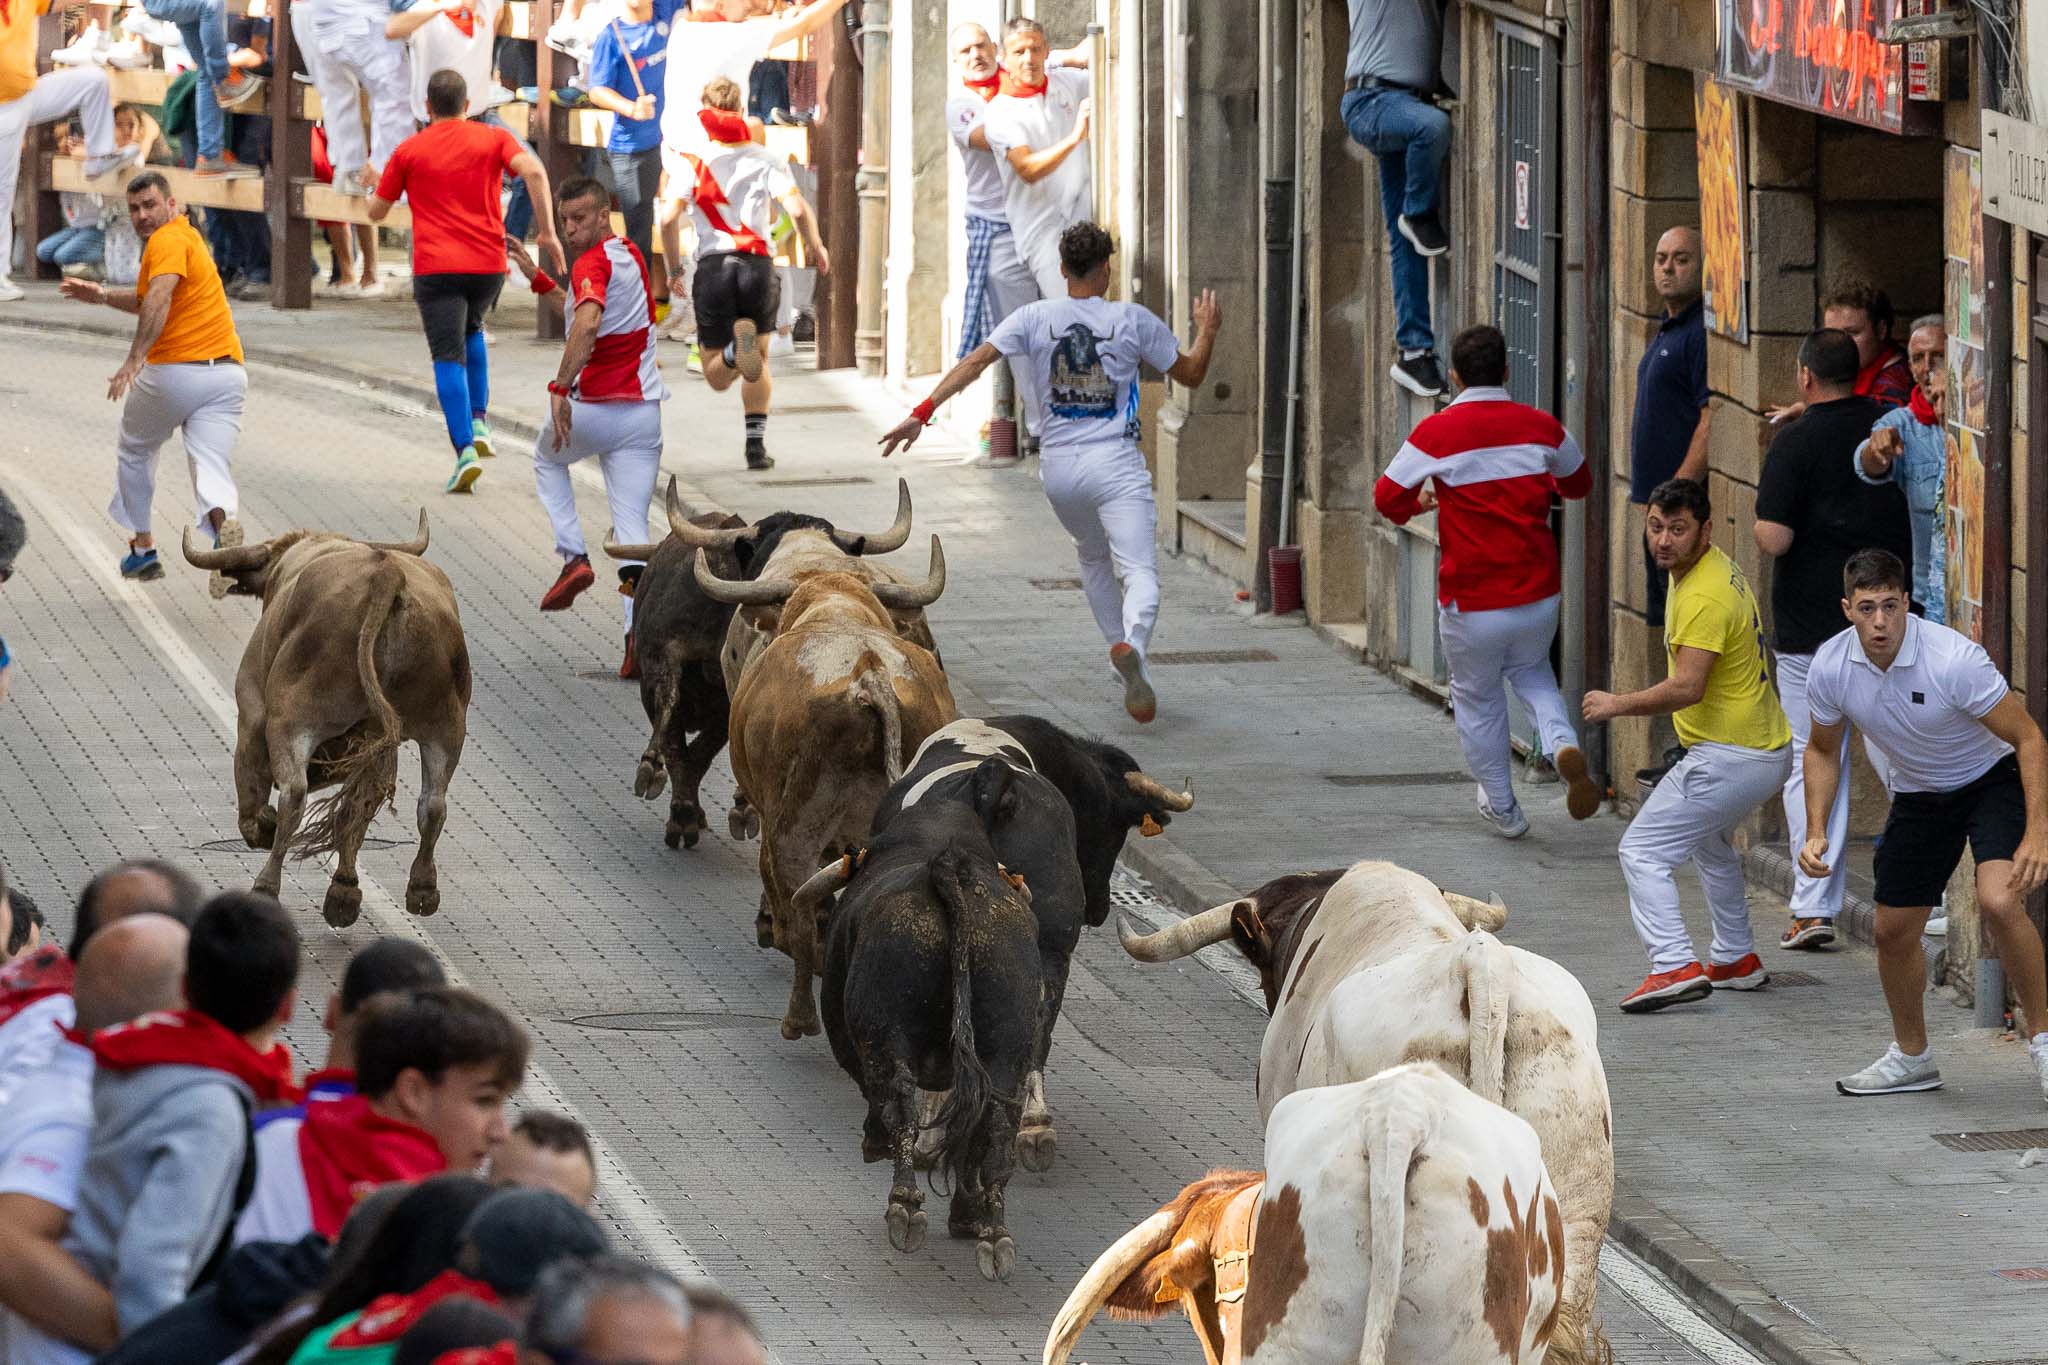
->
<box><xmin>387</xmin><ymin>0</ymin><xmax>507</xmax><ymax>122</ymax></box>
<box><xmin>979</xmin><ymin>17</ymin><xmax>1092</xmax><ymax>303</ymax></box>
<box><xmin>300</xmin><ymin>0</ymin><xmax>413</xmax><ymax>192</ymax></box>
<box><xmin>881</xmin><ymin>222</ymin><xmax>1221</xmax><ymax>724</ymax></box>
<box><xmin>1796</xmin><ymin>548</ymin><xmax>2048</xmax><ymax>1103</ymax></box>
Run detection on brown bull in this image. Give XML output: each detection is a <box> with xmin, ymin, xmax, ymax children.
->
<box><xmin>695</xmin><ymin>539</ymin><xmax>955</xmax><ymax>1039</ymax></box>
<box><xmin>183</xmin><ymin>512</ymin><xmax>470</xmax><ymax>928</ymax></box>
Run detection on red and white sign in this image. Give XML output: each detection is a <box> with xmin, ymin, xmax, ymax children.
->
<box><xmin>1513</xmin><ymin>161</ymin><xmax>1531</xmax><ymax>230</ymax></box>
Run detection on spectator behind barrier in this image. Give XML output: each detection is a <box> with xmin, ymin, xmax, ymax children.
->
<box><xmin>491</xmin><ymin>1111</ymin><xmax>597</xmax><ymax>1208</ymax></box>
<box><xmin>3</xmin><ymin>886</ymin><xmax>44</xmax><ymax>960</ymax></box>
<box><xmin>390</xmin><ymin>1296</ymin><xmax>516</xmax><ymax>1365</ymax></box>
<box><xmin>522</xmin><ymin>1255</ymin><xmax>690</xmax><ymax>1365</ymax></box>
<box><xmin>269</xmin><ymin>937</ymin><xmax>449</xmax><ymax>1116</ymax></box>
<box><xmin>684</xmin><ymin>1285</ymin><xmax>767</xmax><ymax>1365</ymax></box>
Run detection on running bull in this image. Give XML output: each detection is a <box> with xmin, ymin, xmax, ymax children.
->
<box><xmin>868</xmin><ymin>716</ymin><xmax>1195</xmax><ymax>1171</ymax></box>
<box><xmin>803</xmin><ymin>761</ymin><xmax>1043</xmax><ymax>1282</ymax></box>
<box><xmin>1045</xmin><ymin>1062</ymin><xmax>1564</xmax><ymax>1365</ymax></box>
<box><xmin>1117</xmin><ymin>860</ymin><xmax>1611</xmax><ymax>1365</ymax></box>
<box><xmin>693</xmin><ymin>538</ymin><xmax>955</xmax><ymax>1039</ymax></box>
<box><xmin>183</xmin><ymin>512</ymin><xmax>469</xmax><ymax>928</ymax></box>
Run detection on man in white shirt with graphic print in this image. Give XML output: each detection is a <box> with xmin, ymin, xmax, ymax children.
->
<box><xmin>1799</xmin><ymin>548</ymin><xmax>2048</xmax><ymax>1103</ymax></box>
<box><xmin>881</xmin><ymin>222</ymin><xmax>1220</xmax><ymax>726</ymax></box>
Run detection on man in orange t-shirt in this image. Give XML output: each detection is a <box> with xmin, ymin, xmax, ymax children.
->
<box><xmin>59</xmin><ymin>172</ymin><xmax>246</xmax><ymax>596</ymax></box>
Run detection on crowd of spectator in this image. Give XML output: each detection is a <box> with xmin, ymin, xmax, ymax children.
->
<box><xmin>0</xmin><ymin>855</ymin><xmax>765</xmax><ymax>1365</ymax></box>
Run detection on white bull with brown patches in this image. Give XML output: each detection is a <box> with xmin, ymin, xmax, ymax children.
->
<box><xmin>1046</xmin><ymin>1063</ymin><xmax>1563</xmax><ymax>1365</ymax></box>
<box><xmin>1117</xmin><ymin>860</ymin><xmax>1612</xmax><ymax>1365</ymax></box>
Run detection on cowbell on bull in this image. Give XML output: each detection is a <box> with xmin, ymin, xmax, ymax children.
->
<box><xmin>182</xmin><ymin>512</ymin><xmax>469</xmax><ymax>928</ymax></box>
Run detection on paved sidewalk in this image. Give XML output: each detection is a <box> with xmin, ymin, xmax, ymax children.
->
<box><xmin>6</xmin><ymin>282</ymin><xmax>2048</xmax><ymax>1364</ymax></box>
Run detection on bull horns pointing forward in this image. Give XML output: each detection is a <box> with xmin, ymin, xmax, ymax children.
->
<box><xmin>1117</xmin><ymin>901</ymin><xmax>1240</xmax><ymax>961</ymax></box>
<box><xmin>181</xmin><ymin>509</ymin><xmax>431</xmax><ymax>571</ymax></box>
<box><xmin>1125</xmin><ymin>771</ymin><xmax>1194</xmax><ymax>812</ymax></box>
<box><xmin>662</xmin><ymin>475</ymin><xmax>916</xmax><ymax>554</ymax></box>
<box><xmin>1042</xmin><ymin>1207</ymin><xmax>1181</xmax><ymax>1365</ymax></box>
<box><xmin>693</xmin><ymin>534</ymin><xmax>948</xmax><ymax>610</ymax></box>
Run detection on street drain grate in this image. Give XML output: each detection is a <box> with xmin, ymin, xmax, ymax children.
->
<box><xmin>755</xmin><ymin>475</ymin><xmax>874</xmax><ymax>488</ymax></box>
<box><xmin>1767</xmin><ymin>969</ymin><xmax>1822</xmax><ymax>986</ymax></box>
<box><xmin>1932</xmin><ymin>1128</ymin><xmax>2048</xmax><ymax>1152</ymax></box>
<box><xmin>1030</xmin><ymin>577</ymin><xmax>1083</xmax><ymax>590</ymax></box>
<box><xmin>565</xmin><ymin>1011</ymin><xmax>781</xmax><ymax>1032</ymax></box>
<box><xmin>1324</xmin><ymin>771</ymin><xmax>1471</xmax><ymax>788</ymax></box>
<box><xmin>1149</xmin><ymin>648</ymin><xmax>1279</xmax><ymax>666</ymax></box>
<box><xmin>195</xmin><ymin>837</ymin><xmax>411</xmax><ymax>853</ymax></box>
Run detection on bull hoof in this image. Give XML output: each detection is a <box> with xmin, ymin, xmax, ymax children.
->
<box><xmin>886</xmin><ymin>1203</ymin><xmax>928</xmax><ymax>1254</ymax></box>
<box><xmin>755</xmin><ymin>914</ymin><xmax>775</xmax><ymax>950</ymax></box>
<box><xmin>321</xmin><ymin>881</ymin><xmax>363</xmax><ymax>928</ymax></box>
<box><xmin>634</xmin><ymin>760</ymin><xmax>667</xmax><ymax>800</ymax></box>
<box><xmin>664</xmin><ymin>821</ymin><xmax>684</xmax><ymax>849</ymax></box>
<box><xmin>728</xmin><ymin>806</ymin><xmax>755</xmax><ymax>841</ymax></box>
<box><xmin>406</xmin><ymin>882</ymin><xmax>441</xmax><ymax>917</ymax></box>
<box><xmin>241</xmin><ymin>809</ymin><xmax>278</xmax><ymax>850</ymax></box>
<box><xmin>1017</xmin><ymin>1125</ymin><xmax>1057</xmax><ymax>1173</ymax></box>
<box><xmin>778</xmin><ymin>1015</ymin><xmax>821</xmax><ymax>1041</ymax></box>
<box><xmin>682</xmin><ymin>828</ymin><xmax>700</xmax><ymax>849</ymax></box>
<box><xmin>976</xmin><ymin>1235</ymin><xmax>1016</xmax><ymax>1282</ymax></box>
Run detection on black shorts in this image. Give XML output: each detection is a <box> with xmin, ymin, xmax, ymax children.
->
<box><xmin>1872</xmin><ymin>753</ymin><xmax>2025</xmax><ymax>907</ymax></box>
<box><xmin>693</xmin><ymin>251</ymin><xmax>780</xmax><ymax>352</ymax></box>
<box><xmin>414</xmin><ymin>272</ymin><xmax>505</xmax><ymax>364</ymax></box>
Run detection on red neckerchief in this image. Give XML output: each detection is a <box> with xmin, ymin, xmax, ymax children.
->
<box><xmin>683</xmin><ymin>117</ymin><xmax>769</xmax><ymax>257</ymax></box>
<box><xmin>299</xmin><ymin>1094</ymin><xmax>447</xmax><ymax>1238</ymax></box>
<box><xmin>1908</xmin><ymin>384</ymin><xmax>1938</xmax><ymax>425</ymax></box>
<box><xmin>441</xmin><ymin>3</ymin><xmax>478</xmax><ymax>38</ymax></box>
<box><xmin>998</xmin><ymin>69</ymin><xmax>1047</xmax><ymax>97</ymax></box>
<box><xmin>331</xmin><ymin>1271</ymin><xmax>498</xmax><ymax>1347</ymax></box>
<box><xmin>434</xmin><ymin>1344</ymin><xmax>516</xmax><ymax>1365</ymax></box>
<box><xmin>83</xmin><ymin>1009</ymin><xmax>300</xmax><ymax>1104</ymax></box>
<box><xmin>1854</xmin><ymin>342</ymin><xmax>1905</xmax><ymax>397</ymax></box>
<box><xmin>0</xmin><ymin>945</ymin><xmax>74</xmax><ymax>1030</ymax></box>
<box><xmin>964</xmin><ymin>71</ymin><xmax>1000</xmax><ymax>101</ymax></box>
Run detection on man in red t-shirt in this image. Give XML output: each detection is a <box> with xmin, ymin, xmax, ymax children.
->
<box><xmin>371</xmin><ymin>69</ymin><xmax>562</xmax><ymax>494</ymax></box>
<box><xmin>1374</xmin><ymin>324</ymin><xmax>1600</xmax><ymax>838</ymax></box>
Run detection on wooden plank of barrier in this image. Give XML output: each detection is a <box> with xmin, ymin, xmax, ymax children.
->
<box><xmin>295</xmin><ymin>180</ymin><xmax>411</xmax><ymax>230</ymax></box>
<box><xmin>49</xmin><ymin>156</ymin><xmax>268</xmax><ymax>212</ymax></box>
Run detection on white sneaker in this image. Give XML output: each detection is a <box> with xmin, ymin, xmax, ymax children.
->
<box><xmin>485</xmin><ymin>81</ymin><xmax>517</xmax><ymax>107</ymax></box>
<box><xmin>1476</xmin><ymin>785</ymin><xmax>1529</xmax><ymax>839</ymax></box>
<box><xmin>543</xmin><ymin>18</ymin><xmax>592</xmax><ymax>61</ymax></box>
<box><xmin>122</xmin><ymin>12</ymin><xmax>183</xmax><ymax>47</ymax></box>
<box><xmin>353</xmin><ymin>279</ymin><xmax>386</xmax><ymax>300</ymax></box>
<box><xmin>104</xmin><ymin>35</ymin><xmax>149</xmax><ymax>68</ymax></box>
<box><xmin>1922</xmin><ymin>914</ymin><xmax>1948</xmax><ymax>937</ymax></box>
<box><xmin>2030</xmin><ymin>1033</ymin><xmax>2048</xmax><ymax>1107</ymax></box>
<box><xmin>1836</xmin><ymin>1043</ymin><xmax>1943</xmax><ymax>1096</ymax></box>
<box><xmin>0</xmin><ymin>278</ymin><xmax>24</xmax><ymax>303</ymax></box>
<box><xmin>52</xmin><ymin>21</ymin><xmax>109</xmax><ymax>66</ymax></box>
<box><xmin>83</xmin><ymin>144</ymin><xmax>142</xmax><ymax>180</ymax></box>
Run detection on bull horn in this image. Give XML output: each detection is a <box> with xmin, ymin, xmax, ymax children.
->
<box><xmin>362</xmin><ymin>508</ymin><xmax>429</xmax><ymax>555</ymax></box>
<box><xmin>791</xmin><ymin>856</ymin><xmax>855</xmax><ymax>913</ymax></box>
<box><xmin>692</xmin><ymin>547</ymin><xmax>795</xmax><ymax>606</ymax></box>
<box><xmin>1444</xmin><ymin>890</ymin><xmax>1509</xmax><ymax>933</ymax></box>
<box><xmin>868</xmin><ymin>536</ymin><xmax>946</xmax><ymax>609</ymax></box>
<box><xmin>180</xmin><ymin>527</ymin><xmax>272</xmax><ymax>573</ymax></box>
<box><xmin>665</xmin><ymin>477</ymin><xmax>749</xmax><ymax>548</ymax></box>
<box><xmin>602</xmin><ymin>525</ymin><xmax>660</xmax><ymax>562</ymax></box>
<box><xmin>836</xmin><ymin>477</ymin><xmax>913</xmax><ymax>554</ymax></box>
<box><xmin>1042</xmin><ymin>1208</ymin><xmax>1178</xmax><ymax>1365</ymax></box>
<box><xmin>1125</xmin><ymin>771</ymin><xmax>1195</xmax><ymax>813</ymax></box>
<box><xmin>1117</xmin><ymin>902</ymin><xmax>1239</xmax><ymax>963</ymax></box>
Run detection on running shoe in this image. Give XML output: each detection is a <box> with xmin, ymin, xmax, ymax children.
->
<box><xmin>446</xmin><ymin>448</ymin><xmax>483</xmax><ymax>494</ymax></box>
<box><xmin>1475</xmin><ymin>785</ymin><xmax>1529</xmax><ymax>840</ymax></box>
<box><xmin>193</xmin><ymin>155</ymin><xmax>260</xmax><ymax>179</ymax></box>
<box><xmin>1397</xmin><ymin>211</ymin><xmax>1449</xmax><ymax>257</ymax></box>
<box><xmin>731</xmin><ymin>319</ymin><xmax>764</xmax><ymax>382</ymax></box>
<box><xmin>214</xmin><ymin>71</ymin><xmax>267</xmax><ymax>111</ymax></box>
<box><xmin>1110</xmin><ymin>642</ymin><xmax>1156</xmax><ymax>724</ymax></box>
<box><xmin>1836</xmin><ymin>1043</ymin><xmax>1942</xmax><ymax>1096</ymax></box>
<box><xmin>82</xmin><ymin>144</ymin><xmax>142</xmax><ymax>180</ymax></box>
<box><xmin>470</xmin><ymin>419</ymin><xmax>496</xmax><ymax>459</ymax></box>
<box><xmin>744</xmin><ymin>441</ymin><xmax>775</xmax><ymax>471</ymax></box>
<box><xmin>1780</xmin><ymin>917</ymin><xmax>1837</xmax><ymax>951</ymax></box>
<box><xmin>541</xmin><ymin>555</ymin><xmax>595</xmax><ymax>612</ymax></box>
<box><xmin>548</xmin><ymin>86</ymin><xmax>591</xmax><ymax>109</ymax></box>
<box><xmin>1391</xmin><ymin>350</ymin><xmax>1446</xmax><ymax>398</ymax></box>
<box><xmin>51</xmin><ymin>22</ymin><xmax>110</xmax><ymax>66</ymax></box>
<box><xmin>208</xmin><ymin>518</ymin><xmax>243</xmax><ymax>600</ymax></box>
<box><xmin>1619</xmin><ymin>963</ymin><xmax>1711</xmax><ymax>1014</ymax></box>
<box><xmin>2029</xmin><ymin>1032</ymin><xmax>2048</xmax><ymax>1106</ymax></box>
<box><xmin>1555</xmin><ymin>744</ymin><xmax>1601</xmax><ymax>820</ymax></box>
<box><xmin>619</xmin><ymin>632</ymin><xmax>639</xmax><ymax>680</ymax></box>
<box><xmin>119</xmin><ymin>546</ymin><xmax>163</xmax><ymax>581</ymax></box>
<box><xmin>0</xmin><ymin>279</ymin><xmax>23</xmax><ymax>304</ymax></box>
<box><xmin>353</xmin><ymin>280</ymin><xmax>386</xmax><ymax>300</ymax></box>
<box><xmin>1705</xmin><ymin>952</ymin><xmax>1768</xmax><ymax>990</ymax></box>
<box><xmin>104</xmin><ymin>35</ymin><xmax>150</xmax><ymax>69</ymax></box>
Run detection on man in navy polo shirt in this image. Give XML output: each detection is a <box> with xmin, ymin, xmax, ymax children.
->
<box><xmin>1630</xmin><ymin>226</ymin><xmax>1709</xmax><ymax>629</ymax></box>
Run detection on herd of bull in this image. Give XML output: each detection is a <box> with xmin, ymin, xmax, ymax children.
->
<box><xmin>176</xmin><ymin>481</ymin><xmax>1618</xmax><ymax>1364</ymax></box>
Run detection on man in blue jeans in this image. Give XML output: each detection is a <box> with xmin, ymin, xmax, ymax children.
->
<box><xmin>1339</xmin><ymin>0</ymin><xmax>1450</xmax><ymax>399</ymax></box>
<box><xmin>143</xmin><ymin>0</ymin><xmax>265</xmax><ymax>176</ymax></box>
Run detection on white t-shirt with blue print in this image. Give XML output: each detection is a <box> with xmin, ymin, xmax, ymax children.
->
<box><xmin>987</xmin><ymin>296</ymin><xmax>1181</xmax><ymax>455</ymax></box>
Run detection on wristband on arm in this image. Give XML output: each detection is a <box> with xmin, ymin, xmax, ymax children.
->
<box><xmin>911</xmin><ymin>398</ymin><xmax>936</xmax><ymax>425</ymax></box>
<box><xmin>548</xmin><ymin>380</ymin><xmax>573</xmax><ymax>397</ymax></box>
<box><xmin>531</xmin><ymin>271</ymin><xmax>558</xmax><ymax>296</ymax></box>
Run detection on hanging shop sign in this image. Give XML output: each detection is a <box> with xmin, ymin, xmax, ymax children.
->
<box><xmin>1716</xmin><ymin>0</ymin><xmax>1938</xmax><ymax>135</ymax></box>
<box><xmin>1981</xmin><ymin>112</ymin><xmax>2048</xmax><ymax>238</ymax></box>
<box><xmin>1943</xmin><ymin>146</ymin><xmax>1986</xmax><ymax>640</ymax></box>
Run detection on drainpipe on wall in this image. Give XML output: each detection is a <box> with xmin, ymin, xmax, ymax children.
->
<box><xmin>1574</xmin><ymin>0</ymin><xmax>1612</xmax><ymax>782</ymax></box>
<box><xmin>1252</xmin><ymin>0</ymin><xmax>1298</xmax><ymax>612</ymax></box>
<box><xmin>855</xmin><ymin>0</ymin><xmax>891</xmax><ymax>376</ymax></box>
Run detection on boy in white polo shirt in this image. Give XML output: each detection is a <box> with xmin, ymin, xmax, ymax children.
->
<box><xmin>1800</xmin><ymin>548</ymin><xmax>2048</xmax><ymax>1101</ymax></box>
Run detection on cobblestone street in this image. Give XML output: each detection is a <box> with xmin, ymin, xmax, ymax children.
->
<box><xmin>0</xmin><ymin>301</ymin><xmax>2041</xmax><ymax>1364</ymax></box>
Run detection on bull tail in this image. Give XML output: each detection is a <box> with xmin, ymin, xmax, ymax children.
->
<box><xmin>926</xmin><ymin>847</ymin><xmax>994</xmax><ymax>1191</ymax></box>
<box><xmin>852</xmin><ymin>664</ymin><xmax>905</xmax><ymax>784</ymax></box>
<box><xmin>295</xmin><ymin>557</ymin><xmax>404</xmax><ymax>860</ymax></box>
<box><xmin>1459</xmin><ymin>930</ymin><xmax>1511</xmax><ymax>1107</ymax></box>
<box><xmin>1360</xmin><ymin>1082</ymin><xmax>1440</xmax><ymax>1365</ymax></box>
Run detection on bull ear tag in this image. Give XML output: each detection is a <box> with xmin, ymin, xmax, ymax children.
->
<box><xmin>1139</xmin><ymin>813</ymin><xmax>1164</xmax><ymax>837</ymax></box>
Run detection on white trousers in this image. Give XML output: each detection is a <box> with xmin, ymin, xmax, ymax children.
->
<box><xmin>1621</xmin><ymin>740</ymin><xmax>1793</xmax><ymax>971</ymax></box>
<box><xmin>983</xmin><ymin>228</ymin><xmax>1044</xmax><ymax>431</ymax></box>
<box><xmin>302</xmin><ymin>0</ymin><xmax>413</xmax><ymax>179</ymax></box>
<box><xmin>532</xmin><ymin>398</ymin><xmax>661</xmax><ymax>630</ymax></box>
<box><xmin>1438</xmin><ymin>594</ymin><xmax>1580</xmax><ymax>814</ymax></box>
<box><xmin>108</xmin><ymin>362</ymin><xmax>246</xmax><ymax>536</ymax></box>
<box><xmin>1776</xmin><ymin>651</ymin><xmax>1891</xmax><ymax>919</ymax></box>
<box><xmin>0</xmin><ymin>67</ymin><xmax>117</xmax><ymax>282</ymax></box>
<box><xmin>1040</xmin><ymin>444</ymin><xmax>1159</xmax><ymax>656</ymax></box>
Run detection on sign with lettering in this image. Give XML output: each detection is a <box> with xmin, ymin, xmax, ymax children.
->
<box><xmin>1982</xmin><ymin>112</ymin><xmax>2048</xmax><ymax>237</ymax></box>
<box><xmin>1715</xmin><ymin>0</ymin><xmax>1936</xmax><ymax>135</ymax></box>
<box><xmin>1513</xmin><ymin>162</ymin><xmax>1530</xmax><ymax>230</ymax></box>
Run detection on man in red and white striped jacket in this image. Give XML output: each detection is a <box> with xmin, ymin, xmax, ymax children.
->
<box><xmin>1373</xmin><ymin>324</ymin><xmax>1600</xmax><ymax>837</ymax></box>
<box><xmin>507</xmin><ymin>176</ymin><xmax>669</xmax><ymax>679</ymax></box>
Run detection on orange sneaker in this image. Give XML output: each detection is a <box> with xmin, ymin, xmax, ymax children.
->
<box><xmin>1705</xmin><ymin>953</ymin><xmax>1769</xmax><ymax>990</ymax></box>
<box><xmin>1780</xmin><ymin>917</ymin><xmax>1837</xmax><ymax>951</ymax></box>
<box><xmin>1619</xmin><ymin>963</ymin><xmax>1711</xmax><ymax>1013</ymax></box>
<box><xmin>540</xmin><ymin>555</ymin><xmax>595</xmax><ymax>611</ymax></box>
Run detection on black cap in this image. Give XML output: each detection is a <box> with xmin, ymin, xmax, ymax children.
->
<box><xmin>456</xmin><ymin>1189</ymin><xmax>608</xmax><ymax>1297</ymax></box>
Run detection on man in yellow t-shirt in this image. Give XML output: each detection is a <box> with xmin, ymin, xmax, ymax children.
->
<box><xmin>0</xmin><ymin>0</ymin><xmax>141</xmax><ymax>301</ymax></box>
<box><xmin>1582</xmin><ymin>477</ymin><xmax>1793</xmax><ymax>1014</ymax></box>
<box><xmin>58</xmin><ymin>172</ymin><xmax>245</xmax><ymax>597</ymax></box>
